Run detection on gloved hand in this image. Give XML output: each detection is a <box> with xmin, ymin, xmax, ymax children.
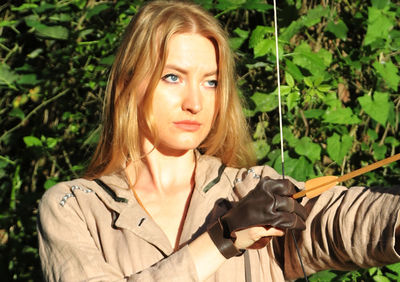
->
<box><xmin>207</xmin><ymin>177</ymin><xmax>307</xmax><ymax>259</ymax></box>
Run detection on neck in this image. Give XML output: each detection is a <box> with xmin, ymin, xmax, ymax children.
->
<box><xmin>125</xmin><ymin>139</ymin><xmax>196</xmax><ymax>194</ymax></box>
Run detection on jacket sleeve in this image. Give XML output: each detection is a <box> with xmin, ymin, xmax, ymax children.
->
<box><xmin>37</xmin><ymin>185</ymin><xmax>199</xmax><ymax>282</ymax></box>
<box><xmin>280</xmin><ymin>184</ymin><xmax>400</xmax><ymax>279</ymax></box>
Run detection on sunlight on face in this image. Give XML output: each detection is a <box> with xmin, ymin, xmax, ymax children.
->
<box><xmin>146</xmin><ymin>33</ymin><xmax>218</xmax><ymax>155</ymax></box>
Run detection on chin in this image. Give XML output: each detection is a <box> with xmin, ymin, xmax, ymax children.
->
<box><xmin>155</xmin><ymin>141</ymin><xmax>201</xmax><ymax>156</ymax></box>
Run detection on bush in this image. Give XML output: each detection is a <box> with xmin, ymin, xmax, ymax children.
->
<box><xmin>0</xmin><ymin>0</ymin><xmax>399</xmax><ymax>280</ymax></box>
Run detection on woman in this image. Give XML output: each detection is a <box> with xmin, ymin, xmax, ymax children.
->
<box><xmin>37</xmin><ymin>1</ymin><xmax>400</xmax><ymax>281</ymax></box>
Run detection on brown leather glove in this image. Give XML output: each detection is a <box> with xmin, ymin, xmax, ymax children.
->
<box><xmin>207</xmin><ymin>177</ymin><xmax>307</xmax><ymax>259</ymax></box>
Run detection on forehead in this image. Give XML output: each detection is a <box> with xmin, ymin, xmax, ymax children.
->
<box><xmin>165</xmin><ymin>33</ymin><xmax>218</xmax><ymax>71</ymax></box>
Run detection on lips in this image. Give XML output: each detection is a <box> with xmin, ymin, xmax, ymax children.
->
<box><xmin>173</xmin><ymin>120</ymin><xmax>202</xmax><ymax>132</ymax></box>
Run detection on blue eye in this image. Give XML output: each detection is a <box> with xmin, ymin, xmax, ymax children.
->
<box><xmin>205</xmin><ymin>80</ymin><xmax>218</xmax><ymax>88</ymax></box>
<box><xmin>162</xmin><ymin>74</ymin><xmax>179</xmax><ymax>83</ymax></box>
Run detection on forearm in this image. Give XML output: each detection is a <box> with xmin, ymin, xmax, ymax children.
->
<box><xmin>283</xmin><ymin>185</ymin><xmax>400</xmax><ymax>279</ymax></box>
<box><xmin>188</xmin><ymin>232</ymin><xmax>227</xmax><ymax>281</ymax></box>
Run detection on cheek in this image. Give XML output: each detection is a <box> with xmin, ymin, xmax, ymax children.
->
<box><xmin>152</xmin><ymin>88</ymin><xmax>179</xmax><ymax>115</ymax></box>
<box><xmin>207</xmin><ymin>95</ymin><xmax>219</xmax><ymax>125</ymax></box>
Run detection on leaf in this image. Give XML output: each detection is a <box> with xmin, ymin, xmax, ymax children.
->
<box><xmin>250</xmin><ymin>92</ymin><xmax>278</xmax><ymax>113</ymax></box>
<box><xmin>373</xmin><ymin>60</ymin><xmax>400</xmax><ymax>91</ymax></box>
<box><xmin>325</xmin><ymin>19</ymin><xmax>348</xmax><ymax>40</ymax></box>
<box><xmin>99</xmin><ymin>55</ymin><xmax>115</xmax><ymax>66</ymax></box>
<box><xmin>369</xmin><ymin>267</ymin><xmax>378</xmax><ymax>276</ymax></box>
<box><xmin>272</xmin><ymin>127</ymin><xmax>298</xmax><ymax>148</ymax></box>
<box><xmin>280</xmin><ymin>85</ymin><xmax>292</xmax><ymax>95</ymax></box>
<box><xmin>17</xmin><ymin>74</ymin><xmax>40</xmax><ymax>85</ymax></box>
<box><xmin>303</xmin><ymin>109</ymin><xmax>324</xmax><ymax>119</ymax></box>
<box><xmin>308</xmin><ymin>270</ymin><xmax>337</xmax><ymax>282</ymax></box>
<box><xmin>11</xmin><ymin>3</ymin><xmax>39</xmax><ymax>11</ymax></box>
<box><xmin>215</xmin><ymin>0</ymin><xmax>245</xmax><ymax>10</ymax></box>
<box><xmin>233</xmin><ymin>27</ymin><xmax>249</xmax><ymax>39</ymax></box>
<box><xmin>295</xmin><ymin>137</ymin><xmax>321</xmax><ymax>162</ymax></box>
<box><xmin>25</xmin><ymin>19</ymin><xmax>69</xmax><ymax>40</ymax></box>
<box><xmin>292</xmin><ymin>43</ymin><xmax>330</xmax><ymax>76</ymax></box>
<box><xmin>0</xmin><ymin>64</ymin><xmax>18</xmax><ymax>86</ymax></box>
<box><xmin>230</xmin><ymin>38</ymin><xmax>245</xmax><ymax>50</ymax></box>
<box><xmin>302</xmin><ymin>5</ymin><xmax>330</xmax><ymax>27</ymax></box>
<box><xmin>372</xmin><ymin>143</ymin><xmax>387</xmax><ymax>160</ymax></box>
<box><xmin>9</xmin><ymin>108</ymin><xmax>25</xmax><ymax>120</ymax></box>
<box><xmin>44</xmin><ymin>178</ymin><xmax>58</xmax><ymax>190</ymax></box>
<box><xmin>23</xmin><ymin>136</ymin><xmax>43</xmax><ymax>147</ymax></box>
<box><xmin>372</xmin><ymin>275</ymin><xmax>390</xmax><ymax>282</ymax></box>
<box><xmin>245</xmin><ymin>62</ymin><xmax>269</xmax><ymax>69</ymax></box>
<box><xmin>49</xmin><ymin>13</ymin><xmax>72</xmax><ymax>22</ymax></box>
<box><xmin>274</xmin><ymin>153</ymin><xmax>315</xmax><ymax>181</ymax></box>
<box><xmin>280</xmin><ymin>21</ymin><xmax>303</xmax><ymax>42</ymax></box>
<box><xmin>35</xmin><ymin>3</ymin><xmax>56</xmax><ymax>13</ymax></box>
<box><xmin>254</xmin><ymin>39</ymin><xmax>274</xmax><ymax>58</ymax></box>
<box><xmin>358</xmin><ymin>92</ymin><xmax>391</xmax><ymax>125</ymax></box>
<box><xmin>386</xmin><ymin>262</ymin><xmax>400</xmax><ymax>275</ymax></box>
<box><xmin>367</xmin><ymin>129</ymin><xmax>378</xmax><ymax>142</ymax></box>
<box><xmin>253</xmin><ymin>140</ymin><xmax>270</xmax><ymax>160</ymax></box>
<box><xmin>385</xmin><ymin>137</ymin><xmax>400</xmax><ymax>147</ymax></box>
<box><xmin>304</xmin><ymin>76</ymin><xmax>313</xmax><ymax>87</ymax></box>
<box><xmin>327</xmin><ymin>133</ymin><xmax>353</xmax><ymax>164</ymax></box>
<box><xmin>71</xmin><ymin>164</ymin><xmax>85</xmax><ymax>172</ymax></box>
<box><xmin>317</xmin><ymin>84</ymin><xmax>331</xmax><ymax>92</ymax></box>
<box><xmin>37</xmin><ymin>25</ymin><xmax>69</xmax><ymax>40</ymax></box>
<box><xmin>364</xmin><ymin>7</ymin><xmax>394</xmax><ymax>46</ymax></box>
<box><xmin>281</xmin><ymin>5</ymin><xmax>329</xmax><ymax>42</ymax></box>
<box><xmin>287</xmin><ymin>91</ymin><xmax>300</xmax><ymax>111</ymax></box>
<box><xmin>27</xmin><ymin>48</ymin><xmax>43</xmax><ymax>59</ymax></box>
<box><xmin>46</xmin><ymin>137</ymin><xmax>58</xmax><ymax>149</ymax></box>
<box><xmin>285</xmin><ymin>72</ymin><xmax>295</xmax><ymax>87</ymax></box>
<box><xmin>371</xmin><ymin>0</ymin><xmax>391</xmax><ymax>8</ymax></box>
<box><xmin>284</xmin><ymin>59</ymin><xmax>304</xmax><ymax>81</ymax></box>
<box><xmin>242</xmin><ymin>0</ymin><xmax>273</xmax><ymax>12</ymax></box>
<box><xmin>87</xmin><ymin>3</ymin><xmax>111</xmax><ymax>19</ymax></box>
<box><xmin>249</xmin><ymin>25</ymin><xmax>273</xmax><ymax>48</ymax></box>
<box><xmin>317</xmin><ymin>48</ymin><xmax>333</xmax><ymax>67</ymax></box>
<box><xmin>323</xmin><ymin>107</ymin><xmax>361</xmax><ymax>124</ymax></box>
<box><xmin>0</xmin><ymin>20</ymin><xmax>17</xmax><ymax>27</ymax></box>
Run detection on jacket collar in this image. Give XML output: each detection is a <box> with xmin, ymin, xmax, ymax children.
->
<box><xmin>86</xmin><ymin>151</ymin><xmax>226</xmax><ymax>209</ymax></box>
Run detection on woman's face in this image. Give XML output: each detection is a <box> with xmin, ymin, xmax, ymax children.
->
<box><xmin>147</xmin><ymin>33</ymin><xmax>218</xmax><ymax>155</ymax></box>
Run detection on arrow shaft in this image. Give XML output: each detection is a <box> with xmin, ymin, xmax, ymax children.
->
<box><xmin>293</xmin><ymin>153</ymin><xmax>400</xmax><ymax>199</ymax></box>
<box><xmin>336</xmin><ymin>153</ymin><xmax>400</xmax><ymax>183</ymax></box>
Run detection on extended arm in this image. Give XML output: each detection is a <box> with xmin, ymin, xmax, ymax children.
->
<box><xmin>281</xmin><ymin>185</ymin><xmax>400</xmax><ymax>279</ymax></box>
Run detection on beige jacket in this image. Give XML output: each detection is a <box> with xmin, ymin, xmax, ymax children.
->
<box><xmin>38</xmin><ymin>153</ymin><xmax>400</xmax><ymax>281</ymax></box>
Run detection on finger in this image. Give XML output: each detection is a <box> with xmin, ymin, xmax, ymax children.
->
<box><xmin>289</xmin><ymin>214</ymin><xmax>306</xmax><ymax>230</ymax></box>
<box><xmin>272</xmin><ymin>212</ymin><xmax>306</xmax><ymax>230</ymax></box>
<box><xmin>293</xmin><ymin>202</ymin><xmax>308</xmax><ymax>222</ymax></box>
<box><xmin>272</xmin><ymin>179</ymin><xmax>296</xmax><ymax>196</ymax></box>
<box><xmin>234</xmin><ymin>167</ymin><xmax>264</xmax><ymax>198</ymax></box>
<box><xmin>273</xmin><ymin>194</ymin><xmax>296</xmax><ymax>213</ymax></box>
<box><xmin>247</xmin><ymin>227</ymin><xmax>284</xmax><ymax>249</ymax></box>
<box><xmin>248</xmin><ymin>237</ymin><xmax>272</xmax><ymax>249</ymax></box>
<box><xmin>260</xmin><ymin>178</ymin><xmax>295</xmax><ymax>197</ymax></box>
<box><xmin>273</xmin><ymin>195</ymin><xmax>308</xmax><ymax>222</ymax></box>
<box><xmin>263</xmin><ymin>226</ymin><xmax>285</xmax><ymax>237</ymax></box>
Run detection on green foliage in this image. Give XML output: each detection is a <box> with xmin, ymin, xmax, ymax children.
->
<box><xmin>0</xmin><ymin>0</ymin><xmax>399</xmax><ymax>281</ymax></box>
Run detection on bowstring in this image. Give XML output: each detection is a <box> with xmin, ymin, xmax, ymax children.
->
<box><xmin>272</xmin><ymin>1</ymin><xmax>308</xmax><ymax>280</ymax></box>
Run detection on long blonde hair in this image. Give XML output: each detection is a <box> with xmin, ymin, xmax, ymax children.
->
<box><xmin>85</xmin><ymin>0</ymin><xmax>255</xmax><ymax>179</ymax></box>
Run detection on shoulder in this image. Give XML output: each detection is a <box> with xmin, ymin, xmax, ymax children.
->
<box><xmin>39</xmin><ymin>178</ymin><xmax>95</xmax><ymax>209</ymax></box>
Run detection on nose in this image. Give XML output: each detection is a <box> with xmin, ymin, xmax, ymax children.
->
<box><xmin>182</xmin><ymin>82</ymin><xmax>202</xmax><ymax>114</ymax></box>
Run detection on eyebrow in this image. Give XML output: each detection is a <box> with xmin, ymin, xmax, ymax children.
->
<box><xmin>164</xmin><ymin>64</ymin><xmax>218</xmax><ymax>77</ymax></box>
